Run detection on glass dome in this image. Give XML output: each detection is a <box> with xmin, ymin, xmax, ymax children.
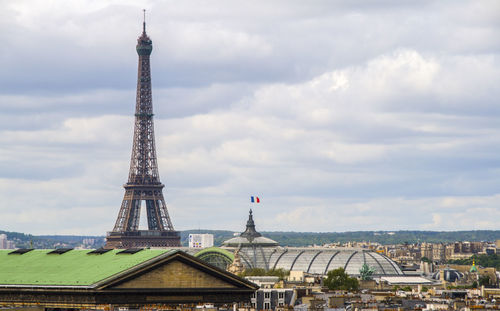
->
<box><xmin>232</xmin><ymin>247</ymin><xmax>403</xmax><ymax>276</ymax></box>
<box><xmin>201</xmin><ymin>210</ymin><xmax>404</xmax><ymax>277</ymax></box>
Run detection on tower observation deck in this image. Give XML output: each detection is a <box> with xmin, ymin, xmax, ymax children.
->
<box><xmin>106</xmin><ymin>15</ymin><xmax>181</xmax><ymax>248</ymax></box>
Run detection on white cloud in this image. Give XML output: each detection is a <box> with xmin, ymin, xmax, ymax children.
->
<box><xmin>0</xmin><ymin>1</ymin><xmax>500</xmax><ymax>235</ymax></box>
<box><xmin>0</xmin><ymin>115</ymin><xmax>130</xmax><ymax>145</ymax></box>
<box><xmin>261</xmin><ymin>195</ymin><xmax>500</xmax><ymax>232</ymax></box>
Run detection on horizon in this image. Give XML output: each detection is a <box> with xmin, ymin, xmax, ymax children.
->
<box><xmin>1</xmin><ymin>1</ymin><xmax>500</xmax><ymax>235</ymax></box>
<box><xmin>4</xmin><ymin>228</ymin><xmax>500</xmax><ymax>238</ymax></box>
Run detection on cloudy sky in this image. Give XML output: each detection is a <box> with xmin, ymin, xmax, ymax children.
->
<box><xmin>1</xmin><ymin>0</ymin><xmax>500</xmax><ymax>235</ymax></box>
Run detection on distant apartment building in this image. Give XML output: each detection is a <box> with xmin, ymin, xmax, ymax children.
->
<box><xmin>188</xmin><ymin>233</ymin><xmax>214</xmax><ymax>248</ymax></box>
<box><xmin>418</xmin><ymin>241</ymin><xmax>490</xmax><ymax>262</ymax></box>
<box><xmin>386</xmin><ymin>246</ymin><xmax>419</xmax><ymax>265</ymax></box>
<box><xmin>82</xmin><ymin>238</ymin><xmax>95</xmax><ymax>246</ymax></box>
<box><xmin>0</xmin><ymin>234</ymin><xmax>5</xmax><ymax>249</ymax></box>
<box><xmin>0</xmin><ymin>234</ymin><xmax>15</xmax><ymax>249</ymax></box>
<box><xmin>445</xmin><ymin>244</ymin><xmax>455</xmax><ymax>258</ymax></box>
<box><xmin>420</xmin><ymin>242</ymin><xmax>433</xmax><ymax>260</ymax></box>
<box><xmin>251</xmin><ymin>288</ymin><xmax>294</xmax><ymax>310</ymax></box>
<box><xmin>454</xmin><ymin>241</ymin><xmax>483</xmax><ymax>254</ymax></box>
<box><xmin>432</xmin><ymin>243</ymin><xmax>445</xmax><ymax>262</ymax></box>
<box><xmin>342</xmin><ymin>241</ymin><xmax>380</xmax><ymax>249</ymax></box>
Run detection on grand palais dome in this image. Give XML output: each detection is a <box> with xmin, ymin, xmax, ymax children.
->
<box><xmin>188</xmin><ymin>210</ymin><xmax>404</xmax><ymax>277</ymax></box>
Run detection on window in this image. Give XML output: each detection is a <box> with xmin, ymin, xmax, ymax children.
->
<box><xmin>278</xmin><ymin>292</ymin><xmax>284</xmax><ymax>299</ymax></box>
<box><xmin>264</xmin><ymin>292</ymin><xmax>270</xmax><ymax>299</ymax></box>
<box><xmin>264</xmin><ymin>302</ymin><xmax>271</xmax><ymax>310</ymax></box>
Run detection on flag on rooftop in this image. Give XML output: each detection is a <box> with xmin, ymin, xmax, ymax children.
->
<box><xmin>251</xmin><ymin>196</ymin><xmax>260</xmax><ymax>203</ymax></box>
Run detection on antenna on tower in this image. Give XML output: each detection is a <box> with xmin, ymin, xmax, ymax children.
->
<box><xmin>143</xmin><ymin>9</ymin><xmax>146</xmax><ymax>33</ymax></box>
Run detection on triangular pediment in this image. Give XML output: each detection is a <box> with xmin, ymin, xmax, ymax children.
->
<box><xmin>104</xmin><ymin>252</ymin><xmax>255</xmax><ymax>290</ymax></box>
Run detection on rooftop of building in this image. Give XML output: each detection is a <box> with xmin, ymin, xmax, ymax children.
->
<box><xmin>0</xmin><ymin>248</ymin><xmax>171</xmax><ymax>286</ymax></box>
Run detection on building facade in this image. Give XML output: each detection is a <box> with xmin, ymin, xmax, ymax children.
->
<box><xmin>0</xmin><ymin>234</ymin><xmax>14</xmax><ymax>250</ymax></box>
<box><xmin>189</xmin><ymin>234</ymin><xmax>214</xmax><ymax>248</ymax></box>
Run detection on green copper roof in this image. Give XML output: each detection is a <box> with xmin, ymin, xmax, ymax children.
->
<box><xmin>194</xmin><ymin>247</ymin><xmax>235</xmax><ymax>261</ymax></box>
<box><xmin>0</xmin><ymin>249</ymin><xmax>170</xmax><ymax>286</ymax></box>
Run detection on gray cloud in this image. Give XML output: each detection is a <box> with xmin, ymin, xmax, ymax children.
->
<box><xmin>0</xmin><ymin>0</ymin><xmax>499</xmax><ymax>235</ymax></box>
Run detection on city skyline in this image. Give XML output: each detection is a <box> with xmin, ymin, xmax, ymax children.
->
<box><xmin>1</xmin><ymin>1</ymin><xmax>500</xmax><ymax>235</ymax></box>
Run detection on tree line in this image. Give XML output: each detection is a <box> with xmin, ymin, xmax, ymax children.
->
<box><xmin>2</xmin><ymin>229</ymin><xmax>499</xmax><ymax>249</ymax></box>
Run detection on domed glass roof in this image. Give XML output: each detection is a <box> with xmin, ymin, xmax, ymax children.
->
<box><xmin>231</xmin><ymin>246</ymin><xmax>403</xmax><ymax>276</ymax></box>
<box><xmin>211</xmin><ymin>210</ymin><xmax>403</xmax><ymax>276</ymax></box>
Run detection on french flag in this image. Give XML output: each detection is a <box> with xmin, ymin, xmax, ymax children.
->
<box><xmin>251</xmin><ymin>196</ymin><xmax>260</xmax><ymax>203</ymax></box>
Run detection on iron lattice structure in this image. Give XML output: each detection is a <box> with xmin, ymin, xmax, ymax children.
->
<box><xmin>106</xmin><ymin>20</ymin><xmax>181</xmax><ymax>248</ymax></box>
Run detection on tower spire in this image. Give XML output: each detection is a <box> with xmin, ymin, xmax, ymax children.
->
<box><xmin>106</xmin><ymin>16</ymin><xmax>181</xmax><ymax>249</ymax></box>
<box><xmin>240</xmin><ymin>209</ymin><xmax>262</xmax><ymax>241</ymax></box>
<box><xmin>143</xmin><ymin>9</ymin><xmax>146</xmax><ymax>34</ymax></box>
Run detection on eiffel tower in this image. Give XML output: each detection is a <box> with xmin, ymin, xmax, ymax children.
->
<box><xmin>106</xmin><ymin>14</ymin><xmax>181</xmax><ymax>248</ymax></box>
